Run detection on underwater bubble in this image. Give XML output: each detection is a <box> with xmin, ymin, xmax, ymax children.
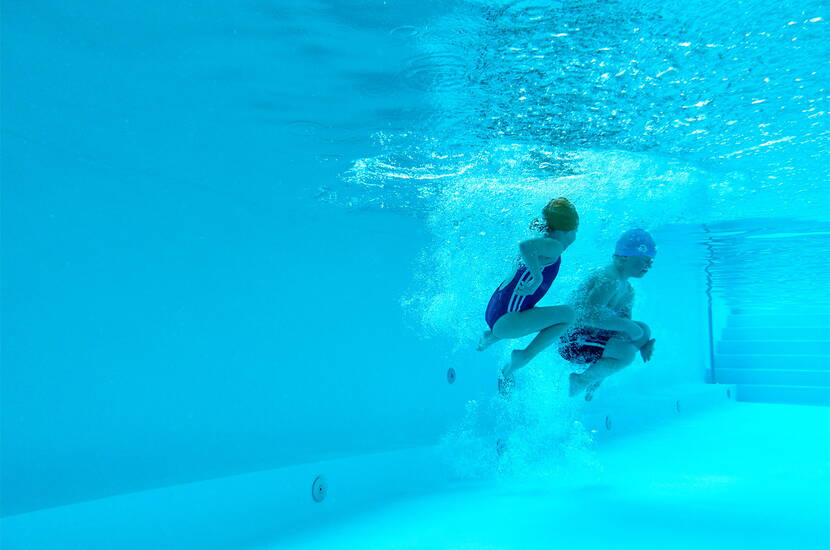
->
<box><xmin>389</xmin><ymin>25</ymin><xmax>419</xmax><ymax>38</ymax></box>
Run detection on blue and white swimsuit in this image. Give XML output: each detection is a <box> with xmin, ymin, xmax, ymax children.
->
<box><xmin>485</xmin><ymin>257</ymin><xmax>561</xmax><ymax>330</ymax></box>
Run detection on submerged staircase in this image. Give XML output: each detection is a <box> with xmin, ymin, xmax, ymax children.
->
<box><xmin>704</xmin><ymin>220</ymin><xmax>830</xmax><ymax>406</ymax></box>
<box><xmin>713</xmin><ymin>311</ymin><xmax>830</xmax><ymax>406</ymax></box>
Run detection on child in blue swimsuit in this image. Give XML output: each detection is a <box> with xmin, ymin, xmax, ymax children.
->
<box><xmin>478</xmin><ymin>198</ymin><xmax>579</xmax><ymax>391</ymax></box>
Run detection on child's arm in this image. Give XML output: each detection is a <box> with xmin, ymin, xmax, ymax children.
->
<box><xmin>515</xmin><ymin>237</ymin><xmax>564</xmax><ymax>296</ymax></box>
<box><xmin>519</xmin><ymin>237</ymin><xmax>563</xmax><ymax>273</ymax></box>
<box><xmin>578</xmin><ymin>278</ymin><xmax>643</xmax><ymax>340</ymax></box>
<box><xmin>616</xmin><ymin>284</ymin><xmax>634</xmax><ymax>319</ymax></box>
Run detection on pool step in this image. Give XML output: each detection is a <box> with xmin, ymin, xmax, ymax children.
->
<box><xmin>712</xmin><ymin>311</ymin><xmax>830</xmax><ymax>406</ymax></box>
<box><xmin>721</xmin><ymin>326</ymin><xmax>830</xmax><ymax>341</ymax></box>
<box><xmin>726</xmin><ymin>314</ymin><xmax>830</xmax><ymax>328</ymax></box>
<box><xmin>714</xmin><ymin>354</ymin><xmax>830</xmax><ymax>371</ymax></box>
<box><xmin>716</xmin><ymin>368</ymin><xmax>830</xmax><ymax>387</ymax></box>
<box><xmin>734</xmin><ymin>384</ymin><xmax>830</xmax><ymax>407</ymax></box>
<box><xmin>716</xmin><ymin>339</ymin><xmax>830</xmax><ymax>356</ymax></box>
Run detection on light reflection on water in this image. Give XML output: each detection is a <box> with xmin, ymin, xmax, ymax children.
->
<box><xmin>337</xmin><ymin>0</ymin><xmax>828</xmax><ymax>223</ymax></box>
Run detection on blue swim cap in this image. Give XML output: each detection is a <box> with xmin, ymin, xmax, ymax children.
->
<box><xmin>615</xmin><ymin>229</ymin><xmax>657</xmax><ymax>258</ymax></box>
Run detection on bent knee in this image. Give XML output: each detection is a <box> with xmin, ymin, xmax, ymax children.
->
<box><xmin>559</xmin><ymin>305</ymin><xmax>576</xmax><ymax>325</ymax></box>
<box><xmin>607</xmin><ymin>344</ymin><xmax>637</xmax><ymax>365</ymax></box>
<box><xmin>634</xmin><ymin>321</ymin><xmax>650</xmax><ymax>337</ymax></box>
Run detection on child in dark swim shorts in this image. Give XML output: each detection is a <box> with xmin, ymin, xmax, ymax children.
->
<box><xmin>559</xmin><ymin>229</ymin><xmax>658</xmax><ymax>400</ymax></box>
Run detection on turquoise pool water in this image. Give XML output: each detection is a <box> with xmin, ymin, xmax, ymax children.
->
<box><xmin>2</xmin><ymin>1</ymin><xmax>829</xmax><ymax>548</ymax></box>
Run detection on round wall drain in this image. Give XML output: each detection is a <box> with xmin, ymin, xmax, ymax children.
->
<box><xmin>675</xmin><ymin>400</ymin><xmax>682</xmax><ymax>413</ymax></box>
<box><xmin>605</xmin><ymin>416</ymin><xmax>612</xmax><ymax>430</ymax></box>
<box><xmin>447</xmin><ymin>368</ymin><xmax>456</xmax><ymax>384</ymax></box>
<box><xmin>311</xmin><ymin>475</ymin><xmax>327</xmax><ymax>503</ymax></box>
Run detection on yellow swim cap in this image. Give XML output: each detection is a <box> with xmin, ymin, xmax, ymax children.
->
<box><xmin>542</xmin><ymin>197</ymin><xmax>579</xmax><ymax>232</ymax></box>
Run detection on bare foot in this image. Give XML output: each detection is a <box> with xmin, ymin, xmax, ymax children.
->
<box><xmin>477</xmin><ymin>330</ymin><xmax>499</xmax><ymax>351</ymax></box>
<box><xmin>570</xmin><ymin>372</ymin><xmax>603</xmax><ymax>400</ymax></box>
<box><xmin>584</xmin><ymin>380</ymin><xmax>603</xmax><ymax>401</ymax></box>
<box><xmin>568</xmin><ymin>372</ymin><xmax>586</xmax><ymax>397</ymax></box>
<box><xmin>498</xmin><ymin>350</ymin><xmax>528</xmax><ymax>397</ymax></box>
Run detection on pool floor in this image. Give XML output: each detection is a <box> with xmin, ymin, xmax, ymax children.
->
<box><xmin>263</xmin><ymin>402</ymin><xmax>830</xmax><ymax>550</ymax></box>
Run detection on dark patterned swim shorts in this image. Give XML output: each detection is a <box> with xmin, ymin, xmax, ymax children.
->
<box><xmin>558</xmin><ymin>328</ymin><xmax>617</xmax><ymax>365</ymax></box>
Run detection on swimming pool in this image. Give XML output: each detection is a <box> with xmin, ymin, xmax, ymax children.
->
<box><xmin>2</xmin><ymin>1</ymin><xmax>828</xmax><ymax>548</ymax></box>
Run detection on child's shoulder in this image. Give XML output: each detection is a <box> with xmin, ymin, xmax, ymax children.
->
<box><xmin>592</xmin><ymin>266</ymin><xmax>619</xmax><ymax>284</ymax></box>
<box><xmin>590</xmin><ymin>268</ymin><xmax>631</xmax><ymax>295</ymax></box>
<box><xmin>578</xmin><ymin>268</ymin><xmax>615</xmax><ymax>293</ymax></box>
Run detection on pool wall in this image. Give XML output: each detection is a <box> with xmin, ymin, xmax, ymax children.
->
<box><xmin>4</xmin><ymin>0</ymin><xmax>717</xmax><ymax>538</ymax></box>
<box><xmin>2</xmin><ymin>383</ymin><xmax>731</xmax><ymax>550</ymax></box>
<box><xmin>3</xmin><ymin>153</ymin><xmax>713</xmax><ymax>518</ymax></box>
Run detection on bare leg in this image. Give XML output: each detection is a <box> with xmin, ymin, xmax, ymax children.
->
<box><xmin>569</xmin><ymin>336</ymin><xmax>637</xmax><ymax>398</ymax></box>
<box><xmin>492</xmin><ymin>305</ymin><xmax>575</xmax><ymax>339</ymax></box>
<box><xmin>568</xmin><ymin>323</ymin><xmax>653</xmax><ymax>399</ymax></box>
<box><xmin>505</xmin><ymin>322</ymin><xmax>571</xmax><ymax>376</ymax></box>
<box><xmin>493</xmin><ymin>305</ymin><xmax>575</xmax><ymax>375</ymax></box>
<box><xmin>631</xmin><ymin>321</ymin><xmax>652</xmax><ymax>348</ymax></box>
<box><xmin>569</xmin><ymin>358</ymin><xmax>627</xmax><ymax>397</ymax></box>
<box><xmin>479</xmin><ymin>305</ymin><xmax>576</xmax><ymax>352</ymax></box>
<box><xmin>477</xmin><ymin>330</ymin><xmax>500</xmax><ymax>351</ymax></box>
